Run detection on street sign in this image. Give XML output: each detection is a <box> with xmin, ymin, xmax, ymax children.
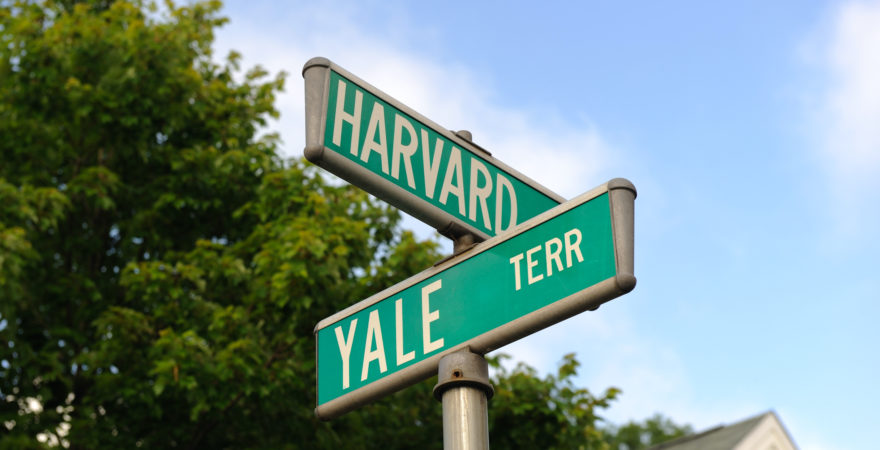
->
<box><xmin>314</xmin><ymin>178</ymin><xmax>636</xmax><ymax>419</ymax></box>
<box><xmin>302</xmin><ymin>57</ymin><xmax>565</xmax><ymax>241</ymax></box>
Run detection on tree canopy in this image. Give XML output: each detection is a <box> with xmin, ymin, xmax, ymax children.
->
<box><xmin>603</xmin><ymin>414</ymin><xmax>695</xmax><ymax>450</ymax></box>
<box><xmin>0</xmin><ymin>1</ymin><xmax>689</xmax><ymax>448</ymax></box>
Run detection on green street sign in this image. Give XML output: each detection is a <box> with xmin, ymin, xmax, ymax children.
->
<box><xmin>302</xmin><ymin>57</ymin><xmax>564</xmax><ymax>241</ymax></box>
<box><xmin>314</xmin><ymin>179</ymin><xmax>636</xmax><ymax>419</ymax></box>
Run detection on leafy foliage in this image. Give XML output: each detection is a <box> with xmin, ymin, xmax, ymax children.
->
<box><xmin>490</xmin><ymin>353</ymin><xmax>620</xmax><ymax>450</ymax></box>
<box><xmin>602</xmin><ymin>413</ymin><xmax>694</xmax><ymax>450</ymax></box>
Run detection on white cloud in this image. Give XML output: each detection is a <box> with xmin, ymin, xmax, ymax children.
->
<box><xmin>495</xmin><ymin>304</ymin><xmax>762</xmax><ymax>431</ymax></box>
<box><xmin>810</xmin><ymin>0</ymin><xmax>880</xmax><ymax>239</ymax></box>
<box><xmin>825</xmin><ymin>2</ymin><xmax>880</xmax><ymax>174</ymax></box>
<box><xmin>213</xmin><ymin>1</ymin><xmax>614</xmax><ymax>201</ymax></box>
<box><xmin>213</xmin><ymin>1</ymin><xmax>618</xmax><ymax>247</ymax></box>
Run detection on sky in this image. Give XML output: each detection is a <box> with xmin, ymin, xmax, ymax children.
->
<box><xmin>214</xmin><ymin>1</ymin><xmax>880</xmax><ymax>448</ymax></box>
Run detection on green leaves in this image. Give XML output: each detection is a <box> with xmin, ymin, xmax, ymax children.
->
<box><xmin>0</xmin><ymin>0</ymin><xmax>291</xmax><ymax>446</ymax></box>
<box><xmin>0</xmin><ymin>179</ymin><xmax>70</xmax><ymax>232</ymax></box>
<box><xmin>0</xmin><ymin>178</ymin><xmax>69</xmax><ymax>329</ymax></box>
<box><xmin>489</xmin><ymin>353</ymin><xmax>621</xmax><ymax>450</ymax></box>
<box><xmin>602</xmin><ymin>413</ymin><xmax>694</xmax><ymax>450</ymax></box>
<box><xmin>68</xmin><ymin>167</ymin><xmax>120</xmax><ymax>212</ymax></box>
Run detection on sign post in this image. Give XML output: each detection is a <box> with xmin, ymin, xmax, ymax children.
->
<box><xmin>434</xmin><ymin>350</ymin><xmax>493</xmax><ymax>450</ymax></box>
<box><xmin>302</xmin><ymin>57</ymin><xmax>565</xmax><ymax>241</ymax></box>
<box><xmin>303</xmin><ymin>57</ymin><xmax>637</xmax><ymax>448</ymax></box>
<box><xmin>313</xmin><ymin>178</ymin><xmax>635</xmax><ymax>420</ymax></box>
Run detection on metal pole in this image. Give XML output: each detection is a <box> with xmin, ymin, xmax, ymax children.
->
<box><xmin>434</xmin><ymin>130</ymin><xmax>492</xmax><ymax>449</ymax></box>
<box><xmin>434</xmin><ymin>349</ymin><xmax>494</xmax><ymax>450</ymax></box>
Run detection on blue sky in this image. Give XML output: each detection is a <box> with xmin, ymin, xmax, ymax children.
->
<box><xmin>216</xmin><ymin>1</ymin><xmax>879</xmax><ymax>448</ymax></box>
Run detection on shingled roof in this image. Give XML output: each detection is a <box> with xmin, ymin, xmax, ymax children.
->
<box><xmin>648</xmin><ymin>411</ymin><xmax>797</xmax><ymax>450</ymax></box>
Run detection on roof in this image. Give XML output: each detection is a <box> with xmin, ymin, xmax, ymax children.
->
<box><xmin>648</xmin><ymin>411</ymin><xmax>797</xmax><ymax>450</ymax></box>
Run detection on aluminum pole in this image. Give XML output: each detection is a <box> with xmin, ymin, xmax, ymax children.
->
<box><xmin>434</xmin><ymin>350</ymin><xmax>494</xmax><ymax>450</ymax></box>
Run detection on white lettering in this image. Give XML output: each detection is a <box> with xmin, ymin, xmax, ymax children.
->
<box><xmin>332</xmin><ymin>80</ymin><xmax>363</xmax><ymax>157</ymax></box>
<box><xmin>392</xmin><ymin>114</ymin><xmax>418</xmax><ymax>189</ymax></box>
<box><xmin>564</xmin><ymin>228</ymin><xmax>584</xmax><ymax>268</ymax></box>
<box><xmin>469</xmin><ymin>159</ymin><xmax>493</xmax><ymax>230</ymax></box>
<box><xmin>334</xmin><ymin>319</ymin><xmax>358</xmax><ymax>390</ymax></box>
<box><xmin>508</xmin><ymin>228</ymin><xmax>586</xmax><ymax>292</ymax></box>
<box><xmin>545</xmin><ymin>237</ymin><xmax>563</xmax><ymax>277</ymax></box>
<box><xmin>361</xmin><ymin>310</ymin><xmax>387</xmax><ymax>381</ymax></box>
<box><xmin>439</xmin><ymin>147</ymin><xmax>466</xmax><ymax>215</ymax></box>
<box><xmin>495</xmin><ymin>174</ymin><xmax>517</xmax><ymax>232</ymax></box>
<box><xmin>526</xmin><ymin>245</ymin><xmax>544</xmax><ymax>285</ymax></box>
<box><xmin>360</xmin><ymin>103</ymin><xmax>390</xmax><ymax>174</ymax></box>
<box><xmin>421</xmin><ymin>280</ymin><xmax>444</xmax><ymax>354</ymax></box>
<box><xmin>421</xmin><ymin>129</ymin><xmax>444</xmax><ymax>199</ymax></box>
<box><xmin>509</xmin><ymin>253</ymin><xmax>525</xmax><ymax>291</ymax></box>
<box><xmin>395</xmin><ymin>298</ymin><xmax>415</xmax><ymax>366</ymax></box>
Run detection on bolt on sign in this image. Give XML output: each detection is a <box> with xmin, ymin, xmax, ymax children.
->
<box><xmin>302</xmin><ymin>57</ymin><xmax>564</xmax><ymax>241</ymax></box>
<box><xmin>314</xmin><ymin>179</ymin><xmax>636</xmax><ymax>419</ymax></box>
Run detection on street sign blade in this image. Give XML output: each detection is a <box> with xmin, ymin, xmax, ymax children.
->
<box><xmin>314</xmin><ymin>178</ymin><xmax>636</xmax><ymax>420</ymax></box>
<box><xmin>302</xmin><ymin>57</ymin><xmax>565</xmax><ymax>241</ymax></box>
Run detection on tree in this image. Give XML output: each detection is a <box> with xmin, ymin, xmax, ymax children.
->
<box><xmin>602</xmin><ymin>413</ymin><xmax>694</xmax><ymax>450</ymax></box>
<box><xmin>0</xmin><ymin>0</ymin><xmax>366</xmax><ymax>446</ymax></box>
<box><xmin>490</xmin><ymin>353</ymin><xmax>620</xmax><ymax>450</ymax></box>
<box><xmin>1</xmin><ymin>1</ymin><xmax>685</xmax><ymax>448</ymax></box>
